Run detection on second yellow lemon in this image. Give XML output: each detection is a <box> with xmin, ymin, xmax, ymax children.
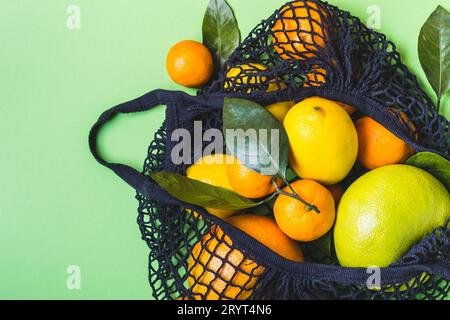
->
<box><xmin>265</xmin><ymin>101</ymin><xmax>296</xmax><ymax>123</ymax></box>
<box><xmin>283</xmin><ymin>97</ymin><xmax>358</xmax><ymax>185</ymax></box>
<box><xmin>186</xmin><ymin>154</ymin><xmax>239</xmax><ymax>219</ymax></box>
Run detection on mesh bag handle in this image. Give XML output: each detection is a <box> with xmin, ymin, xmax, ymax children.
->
<box><xmin>88</xmin><ymin>89</ymin><xmax>186</xmax><ymax>196</ymax></box>
<box><xmin>89</xmin><ymin>89</ymin><xmax>229</xmax><ymax>198</ymax></box>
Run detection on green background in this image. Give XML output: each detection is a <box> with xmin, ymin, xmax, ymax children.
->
<box><xmin>0</xmin><ymin>0</ymin><xmax>448</xmax><ymax>300</ymax></box>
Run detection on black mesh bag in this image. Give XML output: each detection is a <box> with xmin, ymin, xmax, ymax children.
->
<box><xmin>89</xmin><ymin>0</ymin><xmax>450</xmax><ymax>300</ymax></box>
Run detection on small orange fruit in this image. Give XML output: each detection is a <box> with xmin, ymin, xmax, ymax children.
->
<box><xmin>227</xmin><ymin>157</ymin><xmax>282</xmax><ymax>199</ymax></box>
<box><xmin>272</xmin><ymin>0</ymin><xmax>329</xmax><ymax>60</ymax></box>
<box><xmin>188</xmin><ymin>215</ymin><xmax>303</xmax><ymax>300</ymax></box>
<box><xmin>188</xmin><ymin>225</ymin><xmax>261</xmax><ymax>300</ymax></box>
<box><xmin>166</xmin><ymin>40</ymin><xmax>213</xmax><ymax>88</ymax></box>
<box><xmin>355</xmin><ymin>115</ymin><xmax>415</xmax><ymax>170</ymax></box>
<box><xmin>227</xmin><ymin>215</ymin><xmax>305</xmax><ymax>262</ymax></box>
<box><xmin>274</xmin><ymin>179</ymin><xmax>336</xmax><ymax>242</ymax></box>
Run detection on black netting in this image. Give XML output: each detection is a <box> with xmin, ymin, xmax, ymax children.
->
<box><xmin>137</xmin><ymin>123</ymin><xmax>449</xmax><ymax>300</ymax></box>
<box><xmin>202</xmin><ymin>0</ymin><xmax>448</xmax><ymax>158</ymax></box>
<box><xmin>133</xmin><ymin>0</ymin><xmax>450</xmax><ymax>300</ymax></box>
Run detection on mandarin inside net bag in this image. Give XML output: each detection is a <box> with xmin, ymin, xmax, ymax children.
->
<box><xmin>89</xmin><ymin>0</ymin><xmax>450</xmax><ymax>300</ymax></box>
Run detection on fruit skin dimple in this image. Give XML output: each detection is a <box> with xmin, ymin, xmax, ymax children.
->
<box><xmin>334</xmin><ymin>165</ymin><xmax>450</xmax><ymax>268</ymax></box>
<box><xmin>283</xmin><ymin>97</ymin><xmax>358</xmax><ymax>185</ymax></box>
<box><xmin>166</xmin><ymin>40</ymin><xmax>213</xmax><ymax>88</ymax></box>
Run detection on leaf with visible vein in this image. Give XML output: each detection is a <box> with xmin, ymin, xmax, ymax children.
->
<box><xmin>418</xmin><ymin>6</ymin><xmax>450</xmax><ymax>111</ymax></box>
<box><xmin>202</xmin><ymin>0</ymin><xmax>240</xmax><ymax>67</ymax></box>
<box><xmin>148</xmin><ymin>171</ymin><xmax>263</xmax><ymax>210</ymax></box>
<box><xmin>223</xmin><ymin>98</ymin><xmax>290</xmax><ymax>178</ymax></box>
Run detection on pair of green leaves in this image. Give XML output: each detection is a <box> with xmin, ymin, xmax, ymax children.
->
<box><xmin>419</xmin><ymin>6</ymin><xmax>450</xmax><ymax>113</ymax></box>
<box><xmin>149</xmin><ymin>98</ymin><xmax>287</xmax><ymax>211</ymax></box>
<box><xmin>148</xmin><ymin>0</ymin><xmax>247</xmax><ymax>211</ymax></box>
<box><xmin>149</xmin><ymin>2</ymin><xmax>281</xmax><ymax>212</ymax></box>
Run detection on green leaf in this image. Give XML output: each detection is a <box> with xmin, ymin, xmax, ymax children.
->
<box><xmin>202</xmin><ymin>0</ymin><xmax>240</xmax><ymax>67</ymax></box>
<box><xmin>148</xmin><ymin>171</ymin><xmax>262</xmax><ymax>210</ymax></box>
<box><xmin>312</xmin><ymin>233</ymin><xmax>333</xmax><ymax>258</ymax></box>
<box><xmin>406</xmin><ymin>152</ymin><xmax>450</xmax><ymax>190</ymax></box>
<box><xmin>223</xmin><ymin>98</ymin><xmax>290</xmax><ymax>178</ymax></box>
<box><xmin>303</xmin><ymin>233</ymin><xmax>338</xmax><ymax>265</ymax></box>
<box><xmin>418</xmin><ymin>6</ymin><xmax>450</xmax><ymax>111</ymax></box>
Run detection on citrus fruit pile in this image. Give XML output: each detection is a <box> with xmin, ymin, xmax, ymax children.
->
<box><xmin>164</xmin><ymin>0</ymin><xmax>450</xmax><ymax>300</ymax></box>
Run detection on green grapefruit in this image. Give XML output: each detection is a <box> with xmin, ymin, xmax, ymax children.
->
<box><xmin>334</xmin><ymin>164</ymin><xmax>450</xmax><ymax>268</ymax></box>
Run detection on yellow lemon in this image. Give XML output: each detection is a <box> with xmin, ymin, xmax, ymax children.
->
<box><xmin>283</xmin><ymin>97</ymin><xmax>358</xmax><ymax>185</ymax></box>
<box><xmin>186</xmin><ymin>154</ymin><xmax>240</xmax><ymax>219</ymax></box>
<box><xmin>224</xmin><ymin>63</ymin><xmax>285</xmax><ymax>93</ymax></box>
<box><xmin>265</xmin><ymin>101</ymin><xmax>296</xmax><ymax>123</ymax></box>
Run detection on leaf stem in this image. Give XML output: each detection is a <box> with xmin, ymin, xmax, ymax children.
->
<box><xmin>264</xmin><ymin>190</ymin><xmax>279</xmax><ymax>203</ymax></box>
<box><xmin>272</xmin><ymin>177</ymin><xmax>321</xmax><ymax>214</ymax></box>
<box><xmin>437</xmin><ymin>96</ymin><xmax>441</xmax><ymax>113</ymax></box>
